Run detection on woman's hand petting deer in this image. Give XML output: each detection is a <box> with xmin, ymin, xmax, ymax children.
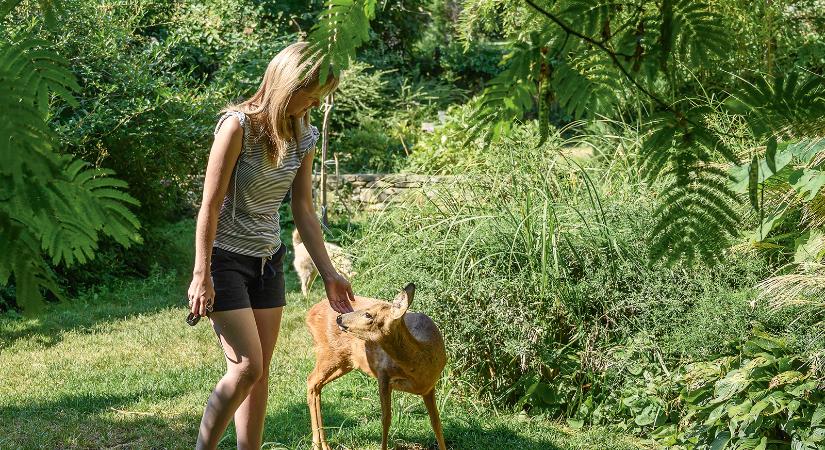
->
<box><xmin>186</xmin><ymin>42</ymin><xmax>353</xmax><ymax>450</ymax></box>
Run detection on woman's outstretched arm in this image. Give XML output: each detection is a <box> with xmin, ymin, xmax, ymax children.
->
<box><xmin>291</xmin><ymin>146</ymin><xmax>355</xmax><ymax>314</ymax></box>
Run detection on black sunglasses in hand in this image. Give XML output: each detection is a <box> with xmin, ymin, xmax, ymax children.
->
<box><xmin>185</xmin><ymin>297</ymin><xmax>208</xmax><ymax>326</ymax></box>
<box><xmin>186</xmin><ymin>311</ymin><xmax>201</xmax><ymax>326</ymax></box>
<box><xmin>186</xmin><ymin>296</ymin><xmax>215</xmax><ymax>326</ymax></box>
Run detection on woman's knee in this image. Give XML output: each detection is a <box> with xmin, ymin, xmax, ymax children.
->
<box><xmin>228</xmin><ymin>359</ymin><xmax>264</xmax><ymax>388</ymax></box>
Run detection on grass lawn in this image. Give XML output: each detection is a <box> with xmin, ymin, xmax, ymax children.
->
<box><xmin>0</xmin><ymin>220</ymin><xmax>648</xmax><ymax>449</ymax></box>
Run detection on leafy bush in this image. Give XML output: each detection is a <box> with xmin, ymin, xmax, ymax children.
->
<box><xmin>331</xmin><ymin>119</ymin><xmax>405</xmax><ymax>173</ymax></box>
<box><xmin>665</xmin><ymin>330</ymin><xmax>824</xmax><ymax>450</ymax></box>
<box><xmin>405</xmin><ymin>101</ymin><xmax>488</xmax><ymax>174</ymax></box>
<box><xmin>1</xmin><ymin>3</ymin><xmax>142</xmax><ymax>312</ymax></box>
<box><xmin>329</xmin><ymin>60</ymin><xmax>467</xmax><ymax>172</ymax></box>
<box><xmin>349</xmin><ymin>120</ymin><xmax>823</xmax><ymax>448</ymax></box>
<box><xmin>6</xmin><ymin>0</ymin><xmax>305</xmax><ymax>224</ymax></box>
<box><xmin>356</xmin><ymin>123</ymin><xmax>770</xmax><ymax>389</ymax></box>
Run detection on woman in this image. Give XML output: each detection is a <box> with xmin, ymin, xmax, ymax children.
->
<box><xmin>187</xmin><ymin>42</ymin><xmax>355</xmax><ymax>450</ymax></box>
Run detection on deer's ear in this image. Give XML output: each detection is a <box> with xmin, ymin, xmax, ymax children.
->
<box><xmin>391</xmin><ymin>283</ymin><xmax>414</xmax><ymax>319</ymax></box>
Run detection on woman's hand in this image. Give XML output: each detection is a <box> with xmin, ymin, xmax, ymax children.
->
<box><xmin>188</xmin><ymin>274</ymin><xmax>215</xmax><ymax>317</ymax></box>
<box><xmin>323</xmin><ymin>272</ymin><xmax>355</xmax><ymax>314</ymax></box>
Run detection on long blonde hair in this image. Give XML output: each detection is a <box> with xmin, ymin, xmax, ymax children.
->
<box><xmin>225</xmin><ymin>42</ymin><xmax>339</xmax><ymax>166</ymax></box>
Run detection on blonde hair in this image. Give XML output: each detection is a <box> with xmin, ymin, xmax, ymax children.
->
<box><xmin>225</xmin><ymin>41</ymin><xmax>339</xmax><ymax>166</ymax></box>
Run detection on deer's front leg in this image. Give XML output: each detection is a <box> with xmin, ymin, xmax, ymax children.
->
<box><xmin>378</xmin><ymin>376</ymin><xmax>392</xmax><ymax>450</ymax></box>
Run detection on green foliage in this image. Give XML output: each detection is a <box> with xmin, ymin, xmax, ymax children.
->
<box><xmin>330</xmin><ymin>118</ymin><xmax>404</xmax><ymax>172</ymax></box>
<box><xmin>665</xmin><ymin>330</ymin><xmax>824</xmax><ymax>450</ymax></box>
<box><xmin>355</xmin><ymin>122</ymin><xmax>780</xmax><ymax>404</ymax></box>
<box><xmin>449</xmin><ymin>0</ymin><xmax>825</xmax><ymax>265</ymax></box>
<box><xmin>467</xmin><ymin>33</ymin><xmax>545</xmax><ymax>143</ymax></box>
<box><xmin>306</xmin><ymin>0</ymin><xmax>377</xmax><ymax>83</ymax></box>
<box><xmin>35</xmin><ymin>0</ymin><xmax>274</xmax><ymax>222</ymax></box>
<box><xmin>406</xmin><ymin>101</ymin><xmax>487</xmax><ymax>174</ymax></box>
<box><xmin>330</xmin><ymin>60</ymin><xmax>466</xmax><ymax>172</ymax></box>
<box><xmin>1</xmin><ymin>7</ymin><xmax>141</xmax><ymax>311</ymax></box>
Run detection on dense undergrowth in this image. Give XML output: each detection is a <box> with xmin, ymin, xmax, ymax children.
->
<box><xmin>352</xmin><ymin>122</ymin><xmax>824</xmax><ymax>449</ymax></box>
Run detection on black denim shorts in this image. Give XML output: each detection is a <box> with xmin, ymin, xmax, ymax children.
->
<box><xmin>210</xmin><ymin>244</ymin><xmax>287</xmax><ymax>312</ymax></box>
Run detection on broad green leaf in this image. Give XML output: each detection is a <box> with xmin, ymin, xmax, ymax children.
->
<box><xmin>710</xmin><ymin>431</ymin><xmax>732</xmax><ymax>450</ymax></box>
<box><xmin>788</xmin><ymin>168</ymin><xmax>825</xmax><ymax>201</ymax></box>
<box><xmin>794</xmin><ymin>230</ymin><xmax>825</xmax><ymax>264</ymax></box>
<box><xmin>635</xmin><ymin>404</ymin><xmax>659</xmax><ymax>426</ymax></box>
<box><xmin>713</xmin><ymin>369</ymin><xmax>750</xmax><ymax>404</ymax></box>
<box><xmin>748</xmin><ymin>155</ymin><xmax>759</xmax><ymax>210</ymax></box>
<box><xmin>786</xmin><ymin>138</ymin><xmax>825</xmax><ymax>165</ymax></box>
<box><xmin>812</xmin><ymin>404</ymin><xmax>825</xmax><ymax>427</ymax></box>
<box><xmin>730</xmin><ymin>148</ymin><xmax>795</xmax><ymax>193</ymax></box>
<box><xmin>750</xmin><ymin>206</ymin><xmax>788</xmax><ymax>242</ymax></box>
<box><xmin>766</xmin><ymin>137</ymin><xmax>778</xmax><ymax>173</ymax></box>
<box><xmin>705</xmin><ymin>403</ymin><xmax>728</xmax><ymax>425</ymax></box>
<box><xmin>727</xmin><ymin>399</ymin><xmax>753</xmax><ymax>418</ymax></box>
<box><xmin>768</xmin><ymin>371</ymin><xmax>807</xmax><ymax>389</ymax></box>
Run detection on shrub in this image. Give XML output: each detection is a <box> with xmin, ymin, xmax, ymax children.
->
<box><xmin>405</xmin><ymin>100</ymin><xmax>487</xmax><ymax>174</ymax></box>
<box><xmin>665</xmin><ymin>330</ymin><xmax>824</xmax><ymax>450</ymax></box>
<box><xmin>350</xmin><ymin>121</ymin><xmax>821</xmax><ymax>450</ymax></box>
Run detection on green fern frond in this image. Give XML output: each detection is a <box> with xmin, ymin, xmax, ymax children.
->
<box><xmin>0</xmin><ymin>26</ymin><xmax>141</xmax><ymax>311</ymax></box>
<box><xmin>639</xmin><ymin>108</ymin><xmax>743</xmax><ymax>264</ymax></box>
<box><xmin>0</xmin><ymin>39</ymin><xmax>79</xmax><ymax>113</ymax></box>
<box><xmin>649</xmin><ymin>164</ymin><xmax>741</xmax><ymax>265</ymax></box>
<box><xmin>467</xmin><ymin>32</ymin><xmax>552</xmax><ymax>145</ymax></box>
<box><xmin>305</xmin><ymin>0</ymin><xmax>378</xmax><ymax>84</ymax></box>
<box><xmin>552</xmin><ymin>53</ymin><xmax>622</xmax><ymax>119</ymax></box>
<box><xmin>657</xmin><ymin>0</ymin><xmax>729</xmax><ymax>69</ymax></box>
<box><xmin>558</xmin><ymin>0</ymin><xmax>614</xmax><ymax>38</ymax></box>
<box><xmin>727</xmin><ymin>71</ymin><xmax>825</xmax><ymax>138</ymax></box>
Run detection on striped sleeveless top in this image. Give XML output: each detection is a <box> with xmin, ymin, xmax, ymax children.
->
<box><xmin>213</xmin><ymin>111</ymin><xmax>319</xmax><ymax>257</ymax></box>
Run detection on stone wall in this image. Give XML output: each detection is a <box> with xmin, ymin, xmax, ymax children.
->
<box><xmin>312</xmin><ymin>173</ymin><xmax>453</xmax><ymax>211</ymax></box>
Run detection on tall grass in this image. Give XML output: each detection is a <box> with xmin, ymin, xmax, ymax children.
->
<box><xmin>351</xmin><ymin>121</ymin><xmax>799</xmax><ymax>421</ymax></box>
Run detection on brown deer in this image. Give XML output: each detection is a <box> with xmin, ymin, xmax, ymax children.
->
<box><xmin>306</xmin><ymin>283</ymin><xmax>448</xmax><ymax>450</ymax></box>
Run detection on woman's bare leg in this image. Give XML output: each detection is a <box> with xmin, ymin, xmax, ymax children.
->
<box><xmin>197</xmin><ymin>308</ymin><xmax>264</xmax><ymax>450</ymax></box>
<box><xmin>234</xmin><ymin>307</ymin><xmax>284</xmax><ymax>449</ymax></box>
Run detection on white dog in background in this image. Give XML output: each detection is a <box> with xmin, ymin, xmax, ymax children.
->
<box><xmin>292</xmin><ymin>228</ymin><xmax>355</xmax><ymax>297</ymax></box>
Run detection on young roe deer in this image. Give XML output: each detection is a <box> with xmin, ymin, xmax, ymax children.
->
<box><xmin>305</xmin><ymin>283</ymin><xmax>448</xmax><ymax>450</ymax></box>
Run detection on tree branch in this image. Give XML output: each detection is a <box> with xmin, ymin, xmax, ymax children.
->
<box><xmin>523</xmin><ymin>0</ymin><xmax>741</xmax><ymax>149</ymax></box>
<box><xmin>524</xmin><ymin>0</ymin><xmax>674</xmax><ymax>113</ymax></box>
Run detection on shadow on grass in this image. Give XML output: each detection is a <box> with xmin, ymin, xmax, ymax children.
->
<box><xmin>0</xmin><ymin>391</ymin><xmax>576</xmax><ymax>450</ymax></box>
<box><xmin>263</xmin><ymin>400</ymin><xmax>569</xmax><ymax>450</ymax></box>
<box><xmin>0</xmin><ymin>388</ymin><xmax>202</xmax><ymax>448</ymax></box>
<box><xmin>0</xmin><ymin>269</ymin><xmax>188</xmax><ymax>351</ymax></box>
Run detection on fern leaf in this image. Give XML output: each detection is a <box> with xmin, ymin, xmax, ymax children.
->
<box><xmin>559</xmin><ymin>0</ymin><xmax>613</xmax><ymax>38</ymax></box>
<box><xmin>552</xmin><ymin>53</ymin><xmax>622</xmax><ymax>120</ymax></box>
<box><xmin>306</xmin><ymin>0</ymin><xmax>378</xmax><ymax>83</ymax></box>
<box><xmin>0</xmin><ymin>29</ymin><xmax>141</xmax><ymax>311</ymax></box>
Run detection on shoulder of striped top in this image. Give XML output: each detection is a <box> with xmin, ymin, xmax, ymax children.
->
<box><xmin>214</xmin><ymin>111</ymin><xmax>249</xmax><ymax>154</ymax></box>
<box><xmin>214</xmin><ymin>111</ymin><xmax>247</xmax><ymax>135</ymax></box>
<box><xmin>298</xmin><ymin>124</ymin><xmax>320</xmax><ymax>160</ymax></box>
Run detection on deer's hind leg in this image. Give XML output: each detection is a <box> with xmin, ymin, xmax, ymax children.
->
<box><xmin>422</xmin><ymin>389</ymin><xmax>447</xmax><ymax>450</ymax></box>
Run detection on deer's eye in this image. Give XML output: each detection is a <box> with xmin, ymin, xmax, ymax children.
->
<box><xmin>364</xmin><ymin>312</ymin><xmax>373</xmax><ymax>320</ymax></box>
